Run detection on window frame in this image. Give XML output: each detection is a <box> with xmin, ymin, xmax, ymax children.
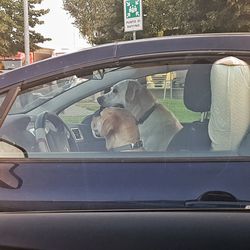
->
<box><xmin>1</xmin><ymin>52</ymin><xmax>250</xmax><ymax>161</ymax></box>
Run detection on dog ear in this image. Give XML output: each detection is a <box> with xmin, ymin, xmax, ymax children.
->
<box><xmin>125</xmin><ymin>80</ymin><xmax>140</xmax><ymax>103</ymax></box>
<box><xmin>100</xmin><ymin>114</ymin><xmax>118</xmax><ymax>137</ymax></box>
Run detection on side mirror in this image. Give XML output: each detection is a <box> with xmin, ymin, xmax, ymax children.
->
<box><xmin>0</xmin><ymin>139</ymin><xmax>27</xmax><ymax>158</ymax></box>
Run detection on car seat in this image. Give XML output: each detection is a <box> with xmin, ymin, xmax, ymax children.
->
<box><xmin>209</xmin><ymin>56</ymin><xmax>250</xmax><ymax>152</ymax></box>
<box><xmin>167</xmin><ymin>60</ymin><xmax>212</xmax><ymax>152</ymax></box>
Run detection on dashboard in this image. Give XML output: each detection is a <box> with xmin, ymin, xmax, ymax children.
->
<box><xmin>0</xmin><ymin>114</ymin><xmax>106</xmax><ymax>153</ymax></box>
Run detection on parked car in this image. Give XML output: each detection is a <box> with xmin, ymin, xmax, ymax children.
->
<box><xmin>0</xmin><ymin>33</ymin><xmax>250</xmax><ymax>249</ymax></box>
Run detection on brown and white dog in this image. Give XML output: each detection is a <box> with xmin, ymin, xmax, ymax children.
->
<box><xmin>91</xmin><ymin>107</ymin><xmax>144</xmax><ymax>151</ymax></box>
<box><xmin>97</xmin><ymin>79</ymin><xmax>182</xmax><ymax>151</ymax></box>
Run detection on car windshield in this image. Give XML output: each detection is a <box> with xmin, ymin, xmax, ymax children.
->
<box><xmin>9</xmin><ymin>67</ymin><xmax>121</xmax><ymax>115</ymax></box>
<box><xmin>9</xmin><ymin>75</ymin><xmax>89</xmax><ymax>114</ymax></box>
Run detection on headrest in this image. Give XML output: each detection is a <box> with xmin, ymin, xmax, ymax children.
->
<box><xmin>184</xmin><ymin>60</ymin><xmax>212</xmax><ymax>112</ymax></box>
<box><xmin>208</xmin><ymin>56</ymin><xmax>250</xmax><ymax>151</ymax></box>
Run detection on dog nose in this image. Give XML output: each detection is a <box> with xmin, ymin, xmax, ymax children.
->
<box><xmin>97</xmin><ymin>96</ymin><xmax>104</xmax><ymax>105</ymax></box>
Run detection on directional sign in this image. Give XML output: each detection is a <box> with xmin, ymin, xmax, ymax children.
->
<box><xmin>124</xmin><ymin>0</ymin><xmax>143</xmax><ymax>32</ymax></box>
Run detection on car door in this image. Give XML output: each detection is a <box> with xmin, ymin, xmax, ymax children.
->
<box><xmin>0</xmin><ymin>42</ymin><xmax>250</xmax><ymax>249</ymax></box>
<box><xmin>0</xmin><ymin>51</ymin><xmax>249</xmax><ymax>203</ymax></box>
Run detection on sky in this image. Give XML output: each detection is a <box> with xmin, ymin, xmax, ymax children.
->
<box><xmin>35</xmin><ymin>0</ymin><xmax>91</xmax><ymax>52</ymax></box>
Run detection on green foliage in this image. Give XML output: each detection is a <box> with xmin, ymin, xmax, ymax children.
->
<box><xmin>166</xmin><ymin>0</ymin><xmax>250</xmax><ymax>35</ymax></box>
<box><xmin>60</xmin><ymin>98</ymin><xmax>200</xmax><ymax>124</ymax></box>
<box><xmin>63</xmin><ymin>0</ymin><xmax>250</xmax><ymax>45</ymax></box>
<box><xmin>0</xmin><ymin>0</ymin><xmax>50</xmax><ymax>56</ymax></box>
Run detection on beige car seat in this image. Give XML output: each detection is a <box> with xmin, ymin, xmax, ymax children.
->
<box><xmin>209</xmin><ymin>56</ymin><xmax>250</xmax><ymax>151</ymax></box>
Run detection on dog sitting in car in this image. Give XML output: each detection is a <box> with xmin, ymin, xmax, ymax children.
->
<box><xmin>91</xmin><ymin>107</ymin><xmax>144</xmax><ymax>151</ymax></box>
<box><xmin>97</xmin><ymin>79</ymin><xmax>182</xmax><ymax>151</ymax></box>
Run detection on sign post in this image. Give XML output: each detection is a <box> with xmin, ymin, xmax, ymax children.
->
<box><xmin>23</xmin><ymin>0</ymin><xmax>30</xmax><ymax>65</ymax></box>
<box><xmin>124</xmin><ymin>0</ymin><xmax>143</xmax><ymax>40</ymax></box>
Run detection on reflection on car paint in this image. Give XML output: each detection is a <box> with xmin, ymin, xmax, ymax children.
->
<box><xmin>0</xmin><ymin>163</ymin><xmax>22</xmax><ymax>189</ymax></box>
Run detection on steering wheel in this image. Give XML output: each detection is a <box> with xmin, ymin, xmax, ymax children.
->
<box><xmin>34</xmin><ymin>112</ymin><xmax>79</xmax><ymax>152</ymax></box>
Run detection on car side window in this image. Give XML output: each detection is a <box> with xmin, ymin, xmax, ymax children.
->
<box><xmin>1</xmin><ymin>58</ymin><xmax>249</xmax><ymax>158</ymax></box>
<box><xmin>59</xmin><ymin>93</ymin><xmax>101</xmax><ymax>124</ymax></box>
<box><xmin>58</xmin><ymin>92</ymin><xmax>107</xmax><ymax>152</ymax></box>
<box><xmin>146</xmin><ymin>70</ymin><xmax>200</xmax><ymax>124</ymax></box>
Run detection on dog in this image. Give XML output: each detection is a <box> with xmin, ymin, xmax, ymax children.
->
<box><xmin>97</xmin><ymin>79</ymin><xmax>182</xmax><ymax>151</ymax></box>
<box><xmin>91</xmin><ymin>107</ymin><xmax>144</xmax><ymax>151</ymax></box>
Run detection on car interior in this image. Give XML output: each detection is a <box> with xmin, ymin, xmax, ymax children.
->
<box><xmin>1</xmin><ymin>55</ymin><xmax>250</xmax><ymax>158</ymax></box>
<box><xmin>167</xmin><ymin>60</ymin><xmax>212</xmax><ymax>152</ymax></box>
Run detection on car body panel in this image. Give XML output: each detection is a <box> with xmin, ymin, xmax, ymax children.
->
<box><xmin>0</xmin><ymin>161</ymin><xmax>250</xmax><ymax>205</ymax></box>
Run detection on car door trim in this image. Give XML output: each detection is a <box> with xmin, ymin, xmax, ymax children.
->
<box><xmin>0</xmin><ymin>86</ymin><xmax>21</xmax><ymax>127</ymax></box>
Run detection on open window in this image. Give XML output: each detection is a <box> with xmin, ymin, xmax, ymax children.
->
<box><xmin>1</xmin><ymin>56</ymin><xmax>250</xmax><ymax>159</ymax></box>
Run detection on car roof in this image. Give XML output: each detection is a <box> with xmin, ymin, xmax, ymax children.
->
<box><xmin>1</xmin><ymin>33</ymin><xmax>250</xmax><ymax>90</ymax></box>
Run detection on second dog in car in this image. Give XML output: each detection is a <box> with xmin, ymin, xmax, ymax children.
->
<box><xmin>91</xmin><ymin>107</ymin><xmax>144</xmax><ymax>151</ymax></box>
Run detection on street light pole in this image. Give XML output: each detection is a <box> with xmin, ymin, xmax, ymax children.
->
<box><xmin>23</xmin><ymin>0</ymin><xmax>30</xmax><ymax>65</ymax></box>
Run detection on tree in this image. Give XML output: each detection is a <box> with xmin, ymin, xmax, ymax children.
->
<box><xmin>63</xmin><ymin>0</ymin><xmax>124</xmax><ymax>44</ymax></box>
<box><xmin>63</xmin><ymin>0</ymin><xmax>250</xmax><ymax>45</ymax></box>
<box><xmin>165</xmin><ymin>0</ymin><xmax>250</xmax><ymax>35</ymax></box>
<box><xmin>0</xmin><ymin>0</ymin><xmax>50</xmax><ymax>56</ymax></box>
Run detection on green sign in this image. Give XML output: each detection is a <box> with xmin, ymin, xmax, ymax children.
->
<box><xmin>125</xmin><ymin>0</ymin><xmax>141</xmax><ymax>19</ymax></box>
<box><xmin>124</xmin><ymin>0</ymin><xmax>143</xmax><ymax>32</ymax></box>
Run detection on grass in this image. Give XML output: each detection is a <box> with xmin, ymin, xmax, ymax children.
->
<box><xmin>60</xmin><ymin>116</ymin><xmax>84</xmax><ymax>124</ymax></box>
<box><xmin>159</xmin><ymin>98</ymin><xmax>201</xmax><ymax>123</ymax></box>
<box><xmin>60</xmin><ymin>98</ymin><xmax>201</xmax><ymax>124</ymax></box>
<box><xmin>76</xmin><ymin>102</ymin><xmax>99</xmax><ymax>111</ymax></box>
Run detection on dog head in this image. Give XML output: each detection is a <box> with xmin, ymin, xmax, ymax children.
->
<box><xmin>91</xmin><ymin>107</ymin><xmax>140</xmax><ymax>150</ymax></box>
<box><xmin>91</xmin><ymin>108</ymin><xmax>119</xmax><ymax>139</ymax></box>
<box><xmin>97</xmin><ymin>79</ymin><xmax>142</xmax><ymax>109</ymax></box>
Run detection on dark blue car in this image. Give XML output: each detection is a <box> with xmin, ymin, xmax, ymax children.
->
<box><xmin>0</xmin><ymin>34</ymin><xmax>250</xmax><ymax>249</ymax></box>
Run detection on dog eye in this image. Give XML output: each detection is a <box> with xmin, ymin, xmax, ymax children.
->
<box><xmin>112</xmin><ymin>89</ymin><xmax>118</xmax><ymax>94</ymax></box>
